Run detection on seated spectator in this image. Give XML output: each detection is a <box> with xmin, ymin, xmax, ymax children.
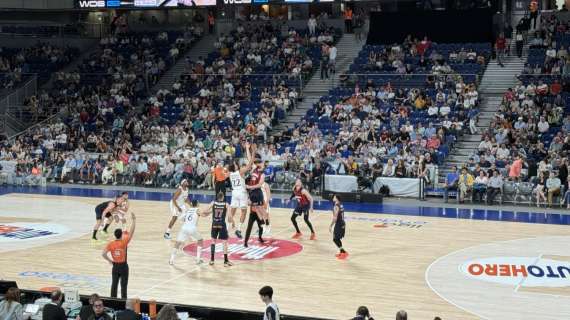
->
<box><xmin>472</xmin><ymin>170</ymin><xmax>488</xmax><ymax>203</ymax></box>
<box><xmin>546</xmin><ymin>171</ymin><xmax>562</xmax><ymax>207</ymax></box>
<box><xmin>87</xmin><ymin>298</ymin><xmax>111</xmax><ymax>320</ymax></box>
<box><xmin>458</xmin><ymin>167</ymin><xmax>474</xmax><ymax>203</ymax></box>
<box><xmin>443</xmin><ymin>165</ymin><xmax>459</xmax><ymax>203</ymax></box>
<box><xmin>534</xmin><ymin>172</ymin><xmax>548</xmax><ymax>207</ymax></box>
<box><xmin>0</xmin><ymin>287</ymin><xmax>27</xmax><ymax>320</ymax></box>
<box><xmin>156</xmin><ymin>304</ymin><xmax>178</xmax><ymax>320</ymax></box>
<box><xmin>486</xmin><ymin>170</ymin><xmax>504</xmax><ymax>204</ymax></box>
<box><xmin>352</xmin><ymin>306</ymin><xmax>374</xmax><ymax>320</ymax></box>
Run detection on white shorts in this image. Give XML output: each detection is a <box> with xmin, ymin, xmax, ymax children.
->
<box><xmin>230</xmin><ymin>191</ymin><xmax>248</xmax><ymax>209</ymax></box>
<box><xmin>176</xmin><ymin>227</ymin><xmax>203</xmax><ymax>242</ymax></box>
<box><xmin>170</xmin><ymin>201</ymin><xmax>186</xmax><ymax>217</ymax></box>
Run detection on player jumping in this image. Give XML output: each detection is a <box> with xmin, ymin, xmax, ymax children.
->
<box><xmin>330</xmin><ymin>194</ymin><xmax>348</xmax><ymax>260</ymax></box>
<box><xmin>229</xmin><ymin>142</ymin><xmax>253</xmax><ymax>239</ymax></box>
<box><xmin>204</xmin><ymin>192</ymin><xmax>233</xmax><ymax>267</ymax></box>
<box><xmin>164</xmin><ymin>179</ymin><xmax>190</xmax><ymax>240</ymax></box>
<box><xmin>289</xmin><ymin>179</ymin><xmax>316</xmax><ymax>240</ymax></box>
<box><xmin>169</xmin><ymin>200</ymin><xmax>205</xmax><ymax>265</ymax></box>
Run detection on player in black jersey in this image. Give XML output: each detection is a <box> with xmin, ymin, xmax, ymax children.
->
<box><xmin>329</xmin><ymin>194</ymin><xmax>348</xmax><ymax>259</ymax></box>
<box><xmin>92</xmin><ymin>194</ymin><xmax>124</xmax><ymax>243</ymax></box>
<box><xmin>204</xmin><ymin>192</ymin><xmax>232</xmax><ymax>267</ymax></box>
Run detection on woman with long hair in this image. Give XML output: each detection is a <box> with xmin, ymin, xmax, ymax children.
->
<box><xmin>157</xmin><ymin>304</ymin><xmax>179</xmax><ymax>320</ymax></box>
<box><xmin>0</xmin><ymin>287</ymin><xmax>26</xmax><ymax>320</ymax></box>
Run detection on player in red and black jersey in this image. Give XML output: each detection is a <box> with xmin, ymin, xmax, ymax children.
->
<box><xmin>246</xmin><ymin>159</ymin><xmax>269</xmax><ymax>227</ymax></box>
<box><xmin>330</xmin><ymin>194</ymin><xmax>348</xmax><ymax>260</ymax></box>
<box><xmin>288</xmin><ymin>179</ymin><xmax>316</xmax><ymax>240</ymax></box>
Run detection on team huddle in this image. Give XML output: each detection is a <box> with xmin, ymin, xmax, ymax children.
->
<box><xmin>93</xmin><ymin>143</ymin><xmax>349</xmax><ymax>267</ymax></box>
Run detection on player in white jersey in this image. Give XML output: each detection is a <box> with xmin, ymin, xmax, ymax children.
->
<box><xmin>164</xmin><ymin>179</ymin><xmax>190</xmax><ymax>240</ymax></box>
<box><xmin>261</xmin><ymin>181</ymin><xmax>272</xmax><ymax>236</ymax></box>
<box><xmin>228</xmin><ymin>142</ymin><xmax>253</xmax><ymax>239</ymax></box>
<box><xmin>113</xmin><ymin>192</ymin><xmax>129</xmax><ymax>231</ymax></box>
<box><xmin>169</xmin><ymin>200</ymin><xmax>204</xmax><ymax>265</ymax></box>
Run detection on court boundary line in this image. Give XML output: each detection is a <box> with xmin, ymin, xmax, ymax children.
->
<box><xmin>424</xmin><ymin>236</ymin><xmax>570</xmax><ymax>320</ymax></box>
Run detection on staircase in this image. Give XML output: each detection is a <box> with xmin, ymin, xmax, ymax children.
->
<box><xmin>272</xmin><ymin>33</ymin><xmax>364</xmax><ymax>133</ymax></box>
<box><xmin>437</xmin><ymin>39</ymin><xmax>529</xmax><ymax>183</ymax></box>
<box><xmin>152</xmin><ymin>34</ymin><xmax>217</xmax><ymax>92</ymax></box>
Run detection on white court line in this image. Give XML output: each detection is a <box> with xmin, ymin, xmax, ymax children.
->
<box><xmin>514</xmin><ymin>253</ymin><xmax>543</xmax><ymax>293</ymax></box>
<box><xmin>136</xmin><ymin>208</ymin><xmax>326</xmax><ymax>296</ymax></box>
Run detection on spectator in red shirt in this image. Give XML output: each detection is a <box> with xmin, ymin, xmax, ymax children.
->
<box><xmin>551</xmin><ymin>80</ymin><xmax>562</xmax><ymax>95</ymax></box>
<box><xmin>495</xmin><ymin>33</ymin><xmax>506</xmax><ymax>67</ymax></box>
<box><xmin>417</xmin><ymin>36</ymin><xmax>431</xmax><ymax>56</ymax></box>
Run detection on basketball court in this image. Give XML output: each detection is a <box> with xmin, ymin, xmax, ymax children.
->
<box><xmin>1</xmin><ymin>186</ymin><xmax>569</xmax><ymax>320</ymax></box>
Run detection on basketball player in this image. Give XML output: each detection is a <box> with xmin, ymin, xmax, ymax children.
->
<box><xmin>92</xmin><ymin>194</ymin><xmax>123</xmax><ymax>242</ymax></box>
<box><xmin>113</xmin><ymin>192</ymin><xmax>129</xmax><ymax>231</ymax></box>
<box><xmin>243</xmin><ymin>206</ymin><xmax>264</xmax><ymax>248</ymax></box>
<box><xmin>261</xmin><ymin>180</ymin><xmax>272</xmax><ymax>236</ymax></box>
<box><xmin>259</xmin><ymin>286</ymin><xmax>280</xmax><ymax>320</ymax></box>
<box><xmin>330</xmin><ymin>194</ymin><xmax>348</xmax><ymax>259</ymax></box>
<box><xmin>246</xmin><ymin>160</ymin><xmax>269</xmax><ymax>231</ymax></box>
<box><xmin>289</xmin><ymin>179</ymin><xmax>316</xmax><ymax>240</ymax></box>
<box><xmin>164</xmin><ymin>179</ymin><xmax>190</xmax><ymax>240</ymax></box>
<box><xmin>204</xmin><ymin>192</ymin><xmax>232</xmax><ymax>267</ymax></box>
<box><xmin>169</xmin><ymin>200</ymin><xmax>204</xmax><ymax>265</ymax></box>
<box><xmin>229</xmin><ymin>142</ymin><xmax>253</xmax><ymax>239</ymax></box>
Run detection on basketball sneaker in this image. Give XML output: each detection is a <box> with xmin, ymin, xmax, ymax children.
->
<box><xmin>163</xmin><ymin>232</ymin><xmax>171</xmax><ymax>240</ymax></box>
<box><xmin>310</xmin><ymin>233</ymin><xmax>317</xmax><ymax>240</ymax></box>
<box><xmin>235</xmin><ymin>230</ymin><xmax>243</xmax><ymax>239</ymax></box>
<box><xmin>224</xmin><ymin>261</ymin><xmax>233</xmax><ymax>267</ymax></box>
<box><xmin>291</xmin><ymin>232</ymin><xmax>302</xmax><ymax>239</ymax></box>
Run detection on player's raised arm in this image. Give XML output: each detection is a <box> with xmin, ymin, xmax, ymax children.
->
<box><xmin>127</xmin><ymin>212</ymin><xmax>136</xmax><ymax>242</ymax></box>
<box><xmin>240</xmin><ymin>142</ymin><xmax>254</xmax><ymax>175</ymax></box>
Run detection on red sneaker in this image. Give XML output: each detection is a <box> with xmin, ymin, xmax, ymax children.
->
<box><xmin>335</xmin><ymin>252</ymin><xmax>342</xmax><ymax>257</ymax></box>
<box><xmin>291</xmin><ymin>232</ymin><xmax>302</xmax><ymax>239</ymax></box>
<box><xmin>337</xmin><ymin>252</ymin><xmax>349</xmax><ymax>260</ymax></box>
<box><xmin>309</xmin><ymin>233</ymin><xmax>317</xmax><ymax>240</ymax></box>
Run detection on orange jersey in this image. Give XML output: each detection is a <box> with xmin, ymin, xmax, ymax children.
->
<box><xmin>106</xmin><ymin>231</ymin><xmax>131</xmax><ymax>263</ymax></box>
<box><xmin>213</xmin><ymin>167</ymin><xmax>228</xmax><ymax>182</ymax></box>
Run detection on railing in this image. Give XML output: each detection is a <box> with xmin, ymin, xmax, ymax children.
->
<box><xmin>0</xmin><ymin>22</ymin><xmax>109</xmax><ymax>39</ymax></box>
<box><xmin>178</xmin><ymin>73</ymin><xmax>306</xmax><ymax>97</ymax></box>
<box><xmin>0</xmin><ymin>74</ymin><xmax>37</xmax><ymax>134</ymax></box>
<box><xmin>328</xmin><ymin>72</ymin><xmax>482</xmax><ymax>89</ymax></box>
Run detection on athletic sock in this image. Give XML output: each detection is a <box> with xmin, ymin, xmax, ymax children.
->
<box><xmin>237</xmin><ymin>222</ymin><xmax>242</xmax><ymax>232</ymax></box>
<box><xmin>340</xmin><ymin>248</ymin><xmax>346</xmax><ymax>253</ymax></box>
<box><xmin>196</xmin><ymin>246</ymin><xmax>202</xmax><ymax>262</ymax></box>
<box><xmin>210</xmin><ymin>244</ymin><xmax>215</xmax><ymax>261</ymax></box>
<box><xmin>166</xmin><ymin>228</ymin><xmax>171</xmax><ymax>234</ymax></box>
<box><xmin>103</xmin><ymin>223</ymin><xmax>110</xmax><ymax>232</ymax></box>
<box><xmin>170</xmin><ymin>248</ymin><xmax>178</xmax><ymax>261</ymax></box>
<box><xmin>92</xmin><ymin>230</ymin><xmax>97</xmax><ymax>240</ymax></box>
<box><xmin>224</xmin><ymin>254</ymin><xmax>228</xmax><ymax>263</ymax></box>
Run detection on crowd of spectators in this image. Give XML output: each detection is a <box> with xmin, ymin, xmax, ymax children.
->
<box><xmin>0</xmin><ymin>42</ymin><xmax>78</xmax><ymax>90</ymax></box>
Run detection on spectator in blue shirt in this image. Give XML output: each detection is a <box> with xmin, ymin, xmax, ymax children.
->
<box><xmin>443</xmin><ymin>165</ymin><xmax>459</xmax><ymax>203</ymax></box>
<box><xmin>264</xmin><ymin>161</ymin><xmax>275</xmax><ymax>182</ymax></box>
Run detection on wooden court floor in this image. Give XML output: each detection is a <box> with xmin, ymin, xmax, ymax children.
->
<box><xmin>1</xmin><ymin>193</ymin><xmax>570</xmax><ymax>320</ymax></box>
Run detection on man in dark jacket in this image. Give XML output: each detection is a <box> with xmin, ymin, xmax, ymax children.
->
<box><xmin>115</xmin><ymin>299</ymin><xmax>141</xmax><ymax>320</ymax></box>
<box><xmin>42</xmin><ymin>290</ymin><xmax>66</xmax><ymax>320</ymax></box>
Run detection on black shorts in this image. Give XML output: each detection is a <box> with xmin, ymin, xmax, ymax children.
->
<box><xmin>211</xmin><ymin>225</ymin><xmax>229</xmax><ymax>240</ymax></box>
<box><xmin>95</xmin><ymin>208</ymin><xmax>112</xmax><ymax>220</ymax></box>
<box><xmin>249</xmin><ymin>188</ymin><xmax>264</xmax><ymax>206</ymax></box>
<box><xmin>333</xmin><ymin>223</ymin><xmax>345</xmax><ymax>240</ymax></box>
<box><xmin>293</xmin><ymin>205</ymin><xmax>309</xmax><ymax>216</ymax></box>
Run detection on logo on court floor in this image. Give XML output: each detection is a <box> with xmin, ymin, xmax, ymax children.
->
<box><xmin>0</xmin><ymin>223</ymin><xmax>68</xmax><ymax>242</ymax></box>
<box><xmin>183</xmin><ymin>238</ymin><xmax>303</xmax><ymax>261</ymax></box>
<box><xmin>461</xmin><ymin>257</ymin><xmax>570</xmax><ymax>287</ymax></box>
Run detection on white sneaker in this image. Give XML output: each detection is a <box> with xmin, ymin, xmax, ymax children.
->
<box><xmin>196</xmin><ymin>259</ymin><xmax>204</xmax><ymax>265</ymax></box>
<box><xmin>169</xmin><ymin>259</ymin><xmax>174</xmax><ymax>265</ymax></box>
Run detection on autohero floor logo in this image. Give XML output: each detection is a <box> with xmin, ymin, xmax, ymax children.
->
<box><xmin>461</xmin><ymin>256</ymin><xmax>570</xmax><ymax>287</ymax></box>
<box><xmin>0</xmin><ymin>223</ymin><xmax>68</xmax><ymax>242</ymax></box>
<box><xmin>345</xmin><ymin>216</ymin><xmax>427</xmax><ymax>228</ymax></box>
<box><xmin>19</xmin><ymin>271</ymin><xmax>109</xmax><ymax>290</ymax></box>
<box><xmin>184</xmin><ymin>238</ymin><xmax>303</xmax><ymax>261</ymax></box>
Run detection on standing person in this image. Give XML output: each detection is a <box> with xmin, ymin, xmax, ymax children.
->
<box><xmin>289</xmin><ymin>179</ymin><xmax>316</xmax><ymax>240</ymax></box>
<box><xmin>169</xmin><ymin>200</ymin><xmax>205</xmax><ymax>265</ymax></box>
<box><xmin>307</xmin><ymin>15</ymin><xmax>317</xmax><ymax>36</ymax></box>
<box><xmin>320</xmin><ymin>46</ymin><xmax>330</xmax><ymax>80</ymax></box>
<box><xmin>207</xmin><ymin>12</ymin><xmax>215</xmax><ymax>34</ymax></box>
<box><xmin>92</xmin><ymin>194</ymin><xmax>122</xmax><ymax>243</ymax></box>
<box><xmin>102</xmin><ymin>212</ymin><xmax>136</xmax><ymax>299</ymax></box>
<box><xmin>229</xmin><ymin>143</ymin><xmax>253</xmax><ymax>239</ymax></box>
<box><xmin>246</xmin><ymin>160</ymin><xmax>269</xmax><ymax>230</ymax></box>
<box><xmin>344</xmin><ymin>7</ymin><xmax>353</xmax><ymax>33</ymax></box>
<box><xmin>259</xmin><ymin>286</ymin><xmax>280</xmax><ymax>320</ymax></box>
<box><xmin>243</xmin><ymin>207</ymin><xmax>265</xmax><ymax>248</ymax></box>
<box><xmin>329</xmin><ymin>43</ymin><xmax>337</xmax><ymax>75</ymax></box>
<box><xmin>114</xmin><ymin>192</ymin><xmax>129</xmax><ymax>231</ymax></box>
<box><xmin>529</xmin><ymin>0</ymin><xmax>539</xmax><ymax>30</ymax></box>
<box><xmin>213</xmin><ymin>161</ymin><xmax>228</xmax><ymax>197</ymax></box>
<box><xmin>495</xmin><ymin>33</ymin><xmax>506</xmax><ymax>67</ymax></box>
<box><xmin>164</xmin><ymin>179</ymin><xmax>189</xmax><ymax>240</ymax></box>
<box><xmin>330</xmin><ymin>194</ymin><xmax>348</xmax><ymax>259</ymax></box>
<box><xmin>0</xmin><ymin>287</ymin><xmax>25</xmax><ymax>320</ymax></box>
<box><xmin>204</xmin><ymin>192</ymin><xmax>232</xmax><ymax>267</ymax></box>
<box><xmin>515</xmin><ymin>31</ymin><xmax>524</xmax><ymax>59</ymax></box>
<box><xmin>42</xmin><ymin>290</ymin><xmax>66</xmax><ymax>320</ymax></box>
<box><xmin>504</xmin><ymin>22</ymin><xmax>514</xmax><ymax>55</ymax></box>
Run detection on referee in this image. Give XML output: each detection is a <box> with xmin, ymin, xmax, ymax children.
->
<box><xmin>213</xmin><ymin>161</ymin><xmax>228</xmax><ymax>196</ymax></box>
<box><xmin>102</xmin><ymin>212</ymin><xmax>136</xmax><ymax>299</ymax></box>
